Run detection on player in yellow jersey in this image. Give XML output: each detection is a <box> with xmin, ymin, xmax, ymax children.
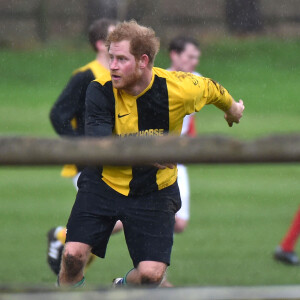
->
<box><xmin>58</xmin><ymin>20</ymin><xmax>245</xmax><ymax>288</ymax></box>
<box><xmin>47</xmin><ymin>18</ymin><xmax>123</xmax><ymax>276</ymax></box>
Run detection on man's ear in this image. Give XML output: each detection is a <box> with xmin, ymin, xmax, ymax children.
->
<box><xmin>169</xmin><ymin>50</ymin><xmax>177</xmax><ymax>61</ymax></box>
<box><xmin>95</xmin><ymin>40</ymin><xmax>105</xmax><ymax>52</ymax></box>
<box><xmin>139</xmin><ymin>54</ymin><xmax>150</xmax><ymax>69</ymax></box>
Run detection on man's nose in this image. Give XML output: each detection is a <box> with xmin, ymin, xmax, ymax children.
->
<box><xmin>110</xmin><ymin>58</ymin><xmax>118</xmax><ymax>70</ymax></box>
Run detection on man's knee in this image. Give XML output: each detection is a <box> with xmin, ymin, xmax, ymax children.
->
<box><xmin>62</xmin><ymin>252</ymin><xmax>84</xmax><ymax>277</ymax></box>
<box><xmin>61</xmin><ymin>243</ymin><xmax>90</xmax><ymax>276</ymax></box>
<box><xmin>138</xmin><ymin>262</ymin><xmax>166</xmax><ymax>285</ymax></box>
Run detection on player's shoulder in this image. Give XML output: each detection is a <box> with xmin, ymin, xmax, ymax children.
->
<box><xmin>153</xmin><ymin>67</ymin><xmax>201</xmax><ymax>82</ymax></box>
<box><xmin>93</xmin><ymin>72</ymin><xmax>112</xmax><ymax>87</ymax></box>
<box><xmin>153</xmin><ymin>67</ymin><xmax>203</xmax><ymax>92</ymax></box>
<box><xmin>73</xmin><ymin>61</ymin><xmax>94</xmax><ymax>75</ymax></box>
<box><xmin>153</xmin><ymin>67</ymin><xmax>172</xmax><ymax>78</ymax></box>
<box><xmin>88</xmin><ymin>74</ymin><xmax>113</xmax><ymax>99</ymax></box>
<box><xmin>153</xmin><ymin>67</ymin><xmax>184</xmax><ymax>87</ymax></box>
<box><xmin>153</xmin><ymin>67</ymin><xmax>185</xmax><ymax>81</ymax></box>
<box><xmin>73</xmin><ymin>60</ymin><xmax>109</xmax><ymax>79</ymax></box>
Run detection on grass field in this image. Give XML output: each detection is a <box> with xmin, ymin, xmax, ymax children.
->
<box><xmin>0</xmin><ymin>38</ymin><xmax>300</xmax><ymax>287</ymax></box>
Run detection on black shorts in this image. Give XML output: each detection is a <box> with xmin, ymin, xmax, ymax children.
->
<box><xmin>66</xmin><ymin>167</ymin><xmax>181</xmax><ymax>267</ymax></box>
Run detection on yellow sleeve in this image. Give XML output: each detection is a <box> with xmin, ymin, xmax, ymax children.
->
<box><xmin>61</xmin><ymin>164</ymin><xmax>78</xmax><ymax>177</ymax></box>
<box><xmin>177</xmin><ymin>73</ymin><xmax>233</xmax><ymax>115</ymax></box>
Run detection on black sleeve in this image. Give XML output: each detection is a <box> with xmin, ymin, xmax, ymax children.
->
<box><xmin>49</xmin><ymin>70</ymin><xmax>94</xmax><ymax>136</ymax></box>
<box><xmin>85</xmin><ymin>81</ymin><xmax>115</xmax><ymax>137</ymax></box>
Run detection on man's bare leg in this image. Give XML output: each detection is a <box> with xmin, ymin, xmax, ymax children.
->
<box><xmin>117</xmin><ymin>261</ymin><xmax>167</xmax><ymax>286</ymax></box>
<box><xmin>59</xmin><ymin>242</ymin><xmax>91</xmax><ymax>286</ymax></box>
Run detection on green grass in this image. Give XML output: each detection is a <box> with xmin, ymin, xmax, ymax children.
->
<box><xmin>0</xmin><ymin>38</ymin><xmax>300</xmax><ymax>287</ymax></box>
<box><xmin>0</xmin><ymin>48</ymin><xmax>95</xmax><ymax>136</ymax></box>
<box><xmin>1</xmin><ymin>165</ymin><xmax>299</xmax><ymax>286</ymax></box>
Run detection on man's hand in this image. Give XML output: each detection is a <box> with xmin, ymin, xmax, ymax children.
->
<box><xmin>153</xmin><ymin>163</ymin><xmax>176</xmax><ymax>169</ymax></box>
<box><xmin>224</xmin><ymin>99</ymin><xmax>244</xmax><ymax>127</ymax></box>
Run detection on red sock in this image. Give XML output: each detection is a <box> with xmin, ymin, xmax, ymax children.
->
<box><xmin>281</xmin><ymin>207</ymin><xmax>300</xmax><ymax>252</ymax></box>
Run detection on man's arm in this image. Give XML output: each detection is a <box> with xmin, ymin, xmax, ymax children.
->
<box><xmin>85</xmin><ymin>81</ymin><xmax>115</xmax><ymax>137</ymax></box>
<box><xmin>50</xmin><ymin>70</ymin><xmax>94</xmax><ymax>136</ymax></box>
<box><xmin>183</xmin><ymin>76</ymin><xmax>245</xmax><ymax>127</ymax></box>
<box><xmin>205</xmin><ymin>78</ymin><xmax>244</xmax><ymax>127</ymax></box>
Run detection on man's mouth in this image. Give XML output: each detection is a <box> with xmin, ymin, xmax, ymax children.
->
<box><xmin>111</xmin><ymin>74</ymin><xmax>121</xmax><ymax>80</ymax></box>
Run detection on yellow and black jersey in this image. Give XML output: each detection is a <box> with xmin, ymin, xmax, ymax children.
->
<box><xmin>85</xmin><ymin>67</ymin><xmax>233</xmax><ymax>196</ymax></box>
<box><xmin>49</xmin><ymin>60</ymin><xmax>109</xmax><ymax>177</ymax></box>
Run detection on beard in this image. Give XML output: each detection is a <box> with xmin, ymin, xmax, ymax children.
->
<box><xmin>111</xmin><ymin>65</ymin><xmax>141</xmax><ymax>91</ymax></box>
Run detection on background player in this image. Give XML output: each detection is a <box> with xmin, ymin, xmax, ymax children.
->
<box><xmin>168</xmin><ymin>36</ymin><xmax>201</xmax><ymax>233</ymax></box>
<box><xmin>47</xmin><ymin>18</ymin><xmax>122</xmax><ymax>275</ymax></box>
<box><xmin>274</xmin><ymin>207</ymin><xmax>300</xmax><ymax>265</ymax></box>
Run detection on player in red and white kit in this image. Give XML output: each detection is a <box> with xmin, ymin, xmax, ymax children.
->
<box><xmin>274</xmin><ymin>207</ymin><xmax>300</xmax><ymax>265</ymax></box>
<box><xmin>168</xmin><ymin>36</ymin><xmax>201</xmax><ymax>233</ymax></box>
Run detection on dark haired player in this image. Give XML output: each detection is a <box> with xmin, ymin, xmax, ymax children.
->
<box><xmin>46</xmin><ymin>18</ymin><xmax>122</xmax><ymax>276</ymax></box>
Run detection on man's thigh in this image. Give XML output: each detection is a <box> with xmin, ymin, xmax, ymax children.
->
<box><xmin>66</xmin><ymin>169</ymin><xmax>119</xmax><ymax>258</ymax></box>
<box><xmin>63</xmin><ymin>241</ymin><xmax>92</xmax><ymax>259</ymax></box>
<box><xmin>121</xmin><ymin>182</ymin><xmax>181</xmax><ymax>267</ymax></box>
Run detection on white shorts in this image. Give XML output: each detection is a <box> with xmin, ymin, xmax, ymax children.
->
<box><xmin>176</xmin><ymin>164</ymin><xmax>190</xmax><ymax>221</ymax></box>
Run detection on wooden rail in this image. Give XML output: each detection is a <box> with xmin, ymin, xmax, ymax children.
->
<box><xmin>0</xmin><ymin>134</ymin><xmax>300</xmax><ymax>166</ymax></box>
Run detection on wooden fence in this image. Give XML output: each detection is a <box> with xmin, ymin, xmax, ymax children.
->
<box><xmin>1</xmin><ymin>0</ymin><xmax>300</xmax><ymax>46</ymax></box>
<box><xmin>0</xmin><ymin>134</ymin><xmax>299</xmax><ymax>166</ymax></box>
